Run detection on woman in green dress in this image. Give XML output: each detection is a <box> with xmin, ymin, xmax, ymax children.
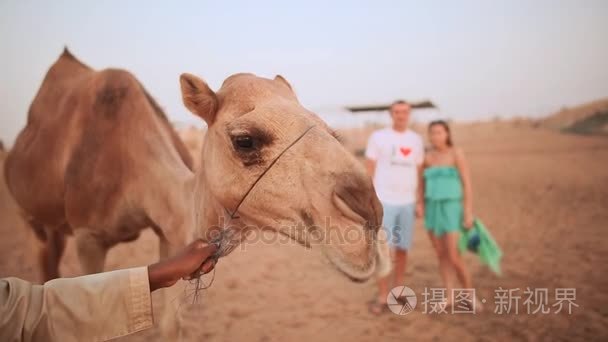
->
<box><xmin>421</xmin><ymin>120</ymin><xmax>481</xmax><ymax>310</ymax></box>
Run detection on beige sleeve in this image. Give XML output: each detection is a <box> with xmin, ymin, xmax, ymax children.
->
<box><xmin>0</xmin><ymin>267</ymin><xmax>154</xmax><ymax>342</ymax></box>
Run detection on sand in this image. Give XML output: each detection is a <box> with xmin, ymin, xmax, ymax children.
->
<box><xmin>1</xmin><ymin>122</ymin><xmax>607</xmax><ymax>341</ymax></box>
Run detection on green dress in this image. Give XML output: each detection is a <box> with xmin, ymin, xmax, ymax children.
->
<box><xmin>424</xmin><ymin>166</ymin><xmax>463</xmax><ymax>236</ymax></box>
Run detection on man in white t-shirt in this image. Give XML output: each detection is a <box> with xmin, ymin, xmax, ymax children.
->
<box><xmin>365</xmin><ymin>100</ymin><xmax>424</xmax><ymax>313</ymax></box>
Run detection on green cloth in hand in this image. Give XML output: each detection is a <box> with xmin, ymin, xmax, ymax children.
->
<box><xmin>459</xmin><ymin>219</ymin><xmax>503</xmax><ymax>275</ymax></box>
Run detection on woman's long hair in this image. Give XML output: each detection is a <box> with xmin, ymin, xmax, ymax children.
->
<box><xmin>428</xmin><ymin>120</ymin><xmax>453</xmax><ymax>147</ymax></box>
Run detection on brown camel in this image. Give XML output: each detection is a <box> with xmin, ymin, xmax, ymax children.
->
<box><xmin>6</xmin><ymin>49</ymin><xmax>388</xmax><ymax>338</ymax></box>
<box><xmin>4</xmin><ymin>48</ymin><xmax>195</xmax><ymax>280</ymax></box>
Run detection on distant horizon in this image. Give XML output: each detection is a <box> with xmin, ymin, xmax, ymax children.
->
<box><xmin>170</xmin><ymin>96</ymin><xmax>608</xmax><ymax>132</ymax></box>
<box><xmin>2</xmin><ymin>1</ymin><xmax>607</xmax><ymax>144</ymax></box>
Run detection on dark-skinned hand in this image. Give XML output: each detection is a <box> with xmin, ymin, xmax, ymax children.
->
<box><xmin>147</xmin><ymin>239</ymin><xmax>218</xmax><ymax>291</ymax></box>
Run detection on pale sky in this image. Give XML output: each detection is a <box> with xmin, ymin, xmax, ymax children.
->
<box><xmin>1</xmin><ymin>0</ymin><xmax>607</xmax><ymax>144</ymax></box>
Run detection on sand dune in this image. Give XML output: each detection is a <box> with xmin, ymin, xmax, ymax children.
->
<box><xmin>1</xmin><ymin>122</ymin><xmax>607</xmax><ymax>341</ymax></box>
<box><xmin>541</xmin><ymin>98</ymin><xmax>608</xmax><ymax>130</ymax></box>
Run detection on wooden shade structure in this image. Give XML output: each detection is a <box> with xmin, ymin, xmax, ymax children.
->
<box><xmin>345</xmin><ymin>100</ymin><xmax>436</xmax><ymax>113</ymax></box>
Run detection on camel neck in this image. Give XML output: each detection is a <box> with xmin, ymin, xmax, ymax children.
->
<box><xmin>192</xmin><ymin>173</ymin><xmax>228</xmax><ymax>241</ymax></box>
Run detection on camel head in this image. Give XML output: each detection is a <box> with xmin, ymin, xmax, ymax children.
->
<box><xmin>180</xmin><ymin>73</ymin><xmax>383</xmax><ymax>281</ymax></box>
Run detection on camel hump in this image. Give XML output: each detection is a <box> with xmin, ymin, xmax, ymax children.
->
<box><xmin>97</xmin><ymin>68</ymin><xmax>140</xmax><ymax>89</ymax></box>
<box><xmin>91</xmin><ymin>69</ymin><xmax>143</xmax><ymax>120</ymax></box>
<box><xmin>61</xmin><ymin>46</ymin><xmax>74</xmax><ymax>58</ymax></box>
<box><xmin>52</xmin><ymin>47</ymin><xmax>92</xmax><ymax>73</ymax></box>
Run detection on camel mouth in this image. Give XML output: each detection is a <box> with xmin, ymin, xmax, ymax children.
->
<box><xmin>320</xmin><ymin>240</ymin><xmax>377</xmax><ymax>282</ymax></box>
<box><xmin>315</xmin><ymin>193</ymin><xmax>378</xmax><ymax>282</ymax></box>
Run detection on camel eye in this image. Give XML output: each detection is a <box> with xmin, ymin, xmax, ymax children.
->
<box><xmin>234</xmin><ymin>135</ymin><xmax>254</xmax><ymax>150</ymax></box>
<box><xmin>227</xmin><ymin>125</ymin><xmax>274</xmax><ymax>163</ymax></box>
<box><xmin>227</xmin><ymin>127</ymin><xmax>274</xmax><ymax>166</ymax></box>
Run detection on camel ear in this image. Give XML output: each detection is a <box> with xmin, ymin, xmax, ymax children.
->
<box><xmin>274</xmin><ymin>75</ymin><xmax>293</xmax><ymax>91</ymax></box>
<box><xmin>180</xmin><ymin>73</ymin><xmax>218</xmax><ymax>125</ymax></box>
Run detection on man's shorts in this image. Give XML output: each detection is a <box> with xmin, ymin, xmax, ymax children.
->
<box><xmin>381</xmin><ymin>202</ymin><xmax>415</xmax><ymax>251</ymax></box>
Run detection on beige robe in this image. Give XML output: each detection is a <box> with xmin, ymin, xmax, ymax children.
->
<box><xmin>0</xmin><ymin>267</ymin><xmax>153</xmax><ymax>342</ymax></box>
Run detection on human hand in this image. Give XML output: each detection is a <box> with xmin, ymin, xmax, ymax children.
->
<box><xmin>415</xmin><ymin>202</ymin><xmax>424</xmax><ymax>219</ymax></box>
<box><xmin>148</xmin><ymin>239</ymin><xmax>218</xmax><ymax>291</ymax></box>
<box><xmin>463</xmin><ymin>211</ymin><xmax>474</xmax><ymax>230</ymax></box>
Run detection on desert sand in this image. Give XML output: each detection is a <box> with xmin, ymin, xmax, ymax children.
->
<box><xmin>1</xmin><ymin>122</ymin><xmax>607</xmax><ymax>341</ymax></box>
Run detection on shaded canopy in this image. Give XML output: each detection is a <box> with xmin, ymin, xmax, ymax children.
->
<box><xmin>345</xmin><ymin>100</ymin><xmax>436</xmax><ymax>113</ymax></box>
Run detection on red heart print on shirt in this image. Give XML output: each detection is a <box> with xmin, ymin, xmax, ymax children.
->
<box><xmin>399</xmin><ymin>147</ymin><xmax>411</xmax><ymax>157</ymax></box>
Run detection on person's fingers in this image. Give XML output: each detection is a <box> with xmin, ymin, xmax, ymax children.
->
<box><xmin>181</xmin><ymin>259</ymin><xmax>216</xmax><ymax>280</ymax></box>
<box><xmin>171</xmin><ymin>240</ymin><xmax>218</xmax><ymax>278</ymax></box>
<box><xmin>190</xmin><ymin>239</ymin><xmax>218</xmax><ymax>258</ymax></box>
<box><xmin>200</xmin><ymin>259</ymin><xmax>216</xmax><ymax>274</ymax></box>
<box><xmin>463</xmin><ymin>220</ymin><xmax>473</xmax><ymax>229</ymax></box>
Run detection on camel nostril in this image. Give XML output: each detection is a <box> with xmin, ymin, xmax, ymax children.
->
<box><xmin>333</xmin><ymin>192</ymin><xmax>366</xmax><ymax>225</ymax></box>
<box><xmin>334</xmin><ymin>174</ymin><xmax>380</xmax><ymax>230</ymax></box>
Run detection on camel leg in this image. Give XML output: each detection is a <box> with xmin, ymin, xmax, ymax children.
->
<box><xmin>39</xmin><ymin>226</ymin><xmax>67</xmax><ymax>281</ymax></box>
<box><xmin>75</xmin><ymin>230</ymin><xmax>108</xmax><ymax>274</ymax></box>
